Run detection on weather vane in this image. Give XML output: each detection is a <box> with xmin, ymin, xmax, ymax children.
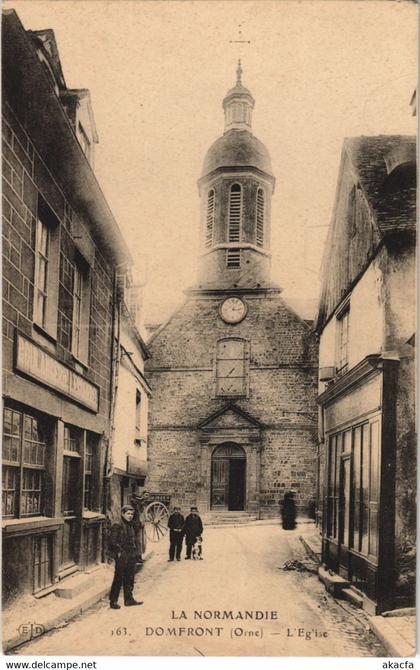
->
<box><xmin>229</xmin><ymin>24</ymin><xmax>251</xmax><ymax>82</ymax></box>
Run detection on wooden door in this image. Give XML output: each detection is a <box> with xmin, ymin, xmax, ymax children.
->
<box><xmin>338</xmin><ymin>454</ymin><xmax>351</xmax><ymax>576</ymax></box>
<box><xmin>211</xmin><ymin>458</ymin><xmax>229</xmax><ymax>509</ymax></box>
<box><xmin>228</xmin><ymin>459</ymin><xmax>246</xmax><ymax>510</ymax></box>
<box><xmin>33</xmin><ymin>534</ymin><xmax>53</xmax><ymax>593</ymax></box>
<box><xmin>60</xmin><ymin>456</ymin><xmax>80</xmax><ymax>568</ymax></box>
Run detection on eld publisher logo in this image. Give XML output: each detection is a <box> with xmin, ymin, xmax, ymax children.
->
<box><xmin>17</xmin><ymin>622</ymin><xmax>45</xmax><ymax>637</ymax></box>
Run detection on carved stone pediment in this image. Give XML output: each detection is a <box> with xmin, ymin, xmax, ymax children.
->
<box><xmin>198</xmin><ymin>402</ymin><xmax>263</xmax><ymax>433</ymax></box>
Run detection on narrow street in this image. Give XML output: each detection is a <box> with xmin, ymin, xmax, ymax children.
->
<box><xmin>16</xmin><ymin>524</ymin><xmax>385</xmax><ymax>657</ymax></box>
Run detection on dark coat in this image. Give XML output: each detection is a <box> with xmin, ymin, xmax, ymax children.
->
<box><xmin>168</xmin><ymin>512</ymin><xmax>185</xmax><ymax>531</ymax></box>
<box><xmin>183</xmin><ymin>513</ymin><xmax>203</xmax><ymax>539</ymax></box>
<box><xmin>281</xmin><ymin>493</ymin><xmax>297</xmax><ymax>530</ymax></box>
<box><xmin>108</xmin><ymin>519</ymin><xmax>138</xmax><ymax>558</ymax></box>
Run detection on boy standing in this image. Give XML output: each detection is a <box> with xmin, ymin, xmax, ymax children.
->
<box><xmin>183</xmin><ymin>506</ymin><xmax>203</xmax><ymax>560</ymax></box>
<box><xmin>167</xmin><ymin>505</ymin><xmax>185</xmax><ymax>561</ymax></box>
<box><xmin>108</xmin><ymin>504</ymin><xmax>143</xmax><ymax>609</ymax></box>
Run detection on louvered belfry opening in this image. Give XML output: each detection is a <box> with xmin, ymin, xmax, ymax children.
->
<box><xmin>228</xmin><ymin>184</ymin><xmax>242</xmax><ymax>242</ymax></box>
<box><xmin>226</xmin><ymin>248</ymin><xmax>241</xmax><ymax>268</ymax></box>
<box><xmin>205</xmin><ymin>188</ymin><xmax>215</xmax><ymax>248</ymax></box>
<box><xmin>256</xmin><ymin>188</ymin><xmax>265</xmax><ymax>246</ymax></box>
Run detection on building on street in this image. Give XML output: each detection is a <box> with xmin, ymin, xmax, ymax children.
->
<box><xmin>145</xmin><ymin>64</ymin><xmax>318</xmax><ymax>519</ymax></box>
<box><xmin>2</xmin><ymin>10</ymin><xmax>132</xmax><ymax>606</ymax></box>
<box><xmin>107</xmin><ymin>271</ymin><xmax>151</xmax><ymax>523</ymax></box>
<box><xmin>315</xmin><ymin>135</ymin><xmax>416</xmax><ymax>614</ymax></box>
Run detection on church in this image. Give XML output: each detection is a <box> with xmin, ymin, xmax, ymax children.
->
<box><xmin>145</xmin><ymin>64</ymin><xmax>318</xmax><ymax>519</ymax></box>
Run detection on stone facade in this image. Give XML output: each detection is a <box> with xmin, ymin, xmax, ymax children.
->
<box><xmin>146</xmin><ymin>67</ymin><xmax>318</xmax><ymax>520</ymax></box>
<box><xmin>2</xmin><ymin>11</ymin><xmax>130</xmax><ymax>607</ymax></box>
<box><xmin>146</xmin><ymin>291</ymin><xmax>318</xmax><ymax>518</ymax></box>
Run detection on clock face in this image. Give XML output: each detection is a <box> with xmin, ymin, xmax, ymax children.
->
<box><xmin>220</xmin><ymin>297</ymin><xmax>247</xmax><ymax>324</ymax></box>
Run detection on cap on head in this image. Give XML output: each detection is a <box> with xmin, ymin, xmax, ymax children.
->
<box><xmin>121</xmin><ymin>504</ymin><xmax>134</xmax><ymax>513</ymax></box>
<box><xmin>191</xmin><ymin>506</ymin><xmax>198</xmax><ymax>512</ymax></box>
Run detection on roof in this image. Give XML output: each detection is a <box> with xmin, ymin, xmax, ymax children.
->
<box><xmin>345</xmin><ymin>135</ymin><xmax>416</xmax><ymax>236</ymax></box>
<box><xmin>315</xmin><ymin>135</ymin><xmax>416</xmax><ymax>332</ymax></box>
<box><xmin>3</xmin><ymin>9</ymin><xmax>131</xmax><ymax>266</ymax></box>
<box><xmin>201</xmin><ymin>128</ymin><xmax>273</xmax><ymax>179</ymax></box>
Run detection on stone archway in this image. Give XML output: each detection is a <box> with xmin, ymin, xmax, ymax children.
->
<box><xmin>211</xmin><ymin>443</ymin><xmax>246</xmax><ymax>511</ymax></box>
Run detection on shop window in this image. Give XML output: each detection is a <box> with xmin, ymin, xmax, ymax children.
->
<box><xmin>327</xmin><ymin>418</ymin><xmax>381</xmax><ymax>561</ymax></box>
<box><xmin>64</xmin><ymin>426</ymin><xmax>78</xmax><ymax>453</ymax></box>
<box><xmin>215</xmin><ymin>338</ymin><xmax>248</xmax><ymax>397</ymax></box>
<box><xmin>2</xmin><ymin>408</ymin><xmax>47</xmax><ymax>518</ymax></box>
<box><xmin>62</xmin><ymin>426</ymin><xmax>80</xmax><ymax>517</ymax></box>
<box><xmin>84</xmin><ymin>441</ymin><xmax>94</xmax><ymax>510</ymax></box>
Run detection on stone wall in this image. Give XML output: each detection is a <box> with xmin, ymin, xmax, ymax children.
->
<box><xmin>146</xmin><ymin>291</ymin><xmax>318</xmax><ymax>517</ymax></box>
<box><xmin>2</xmin><ymin>101</ymin><xmax>113</xmax><ymax>423</ymax></box>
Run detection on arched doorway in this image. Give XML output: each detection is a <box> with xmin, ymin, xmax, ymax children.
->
<box><xmin>211</xmin><ymin>444</ymin><xmax>246</xmax><ymax>511</ymax></box>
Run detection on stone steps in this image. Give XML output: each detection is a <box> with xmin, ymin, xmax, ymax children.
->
<box><xmin>54</xmin><ymin>572</ymin><xmax>95</xmax><ymax>599</ymax></box>
<box><xmin>203</xmin><ymin>512</ymin><xmax>257</xmax><ymax>526</ymax></box>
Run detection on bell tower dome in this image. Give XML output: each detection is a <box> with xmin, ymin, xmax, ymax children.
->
<box><xmin>196</xmin><ymin>62</ymin><xmax>276</xmax><ymax>290</ymax></box>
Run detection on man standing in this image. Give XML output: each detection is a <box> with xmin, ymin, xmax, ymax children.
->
<box><xmin>167</xmin><ymin>505</ymin><xmax>185</xmax><ymax>562</ymax></box>
<box><xmin>108</xmin><ymin>504</ymin><xmax>143</xmax><ymax>609</ymax></box>
<box><xmin>183</xmin><ymin>506</ymin><xmax>203</xmax><ymax>560</ymax></box>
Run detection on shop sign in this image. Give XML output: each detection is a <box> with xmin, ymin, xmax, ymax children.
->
<box><xmin>15</xmin><ymin>334</ymin><xmax>99</xmax><ymax>412</ymax></box>
<box><xmin>127</xmin><ymin>454</ymin><xmax>148</xmax><ymax>477</ymax></box>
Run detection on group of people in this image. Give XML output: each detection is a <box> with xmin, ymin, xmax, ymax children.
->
<box><xmin>167</xmin><ymin>505</ymin><xmax>203</xmax><ymax>561</ymax></box>
<box><xmin>107</xmin><ymin>502</ymin><xmax>204</xmax><ymax>609</ymax></box>
<box><xmin>108</xmin><ymin>493</ymin><xmax>297</xmax><ymax>610</ymax></box>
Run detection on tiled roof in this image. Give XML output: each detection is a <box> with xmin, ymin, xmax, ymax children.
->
<box><xmin>345</xmin><ymin>135</ymin><xmax>416</xmax><ymax>236</ymax></box>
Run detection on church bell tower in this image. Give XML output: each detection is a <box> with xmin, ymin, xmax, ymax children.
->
<box><xmin>196</xmin><ymin>61</ymin><xmax>276</xmax><ymax>290</ymax></box>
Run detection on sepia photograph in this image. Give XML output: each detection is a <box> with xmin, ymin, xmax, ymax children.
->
<box><xmin>1</xmin><ymin>0</ymin><xmax>417</xmax><ymax>662</ymax></box>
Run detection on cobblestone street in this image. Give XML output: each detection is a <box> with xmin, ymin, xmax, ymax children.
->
<box><xmin>16</xmin><ymin>524</ymin><xmax>386</xmax><ymax>657</ymax></box>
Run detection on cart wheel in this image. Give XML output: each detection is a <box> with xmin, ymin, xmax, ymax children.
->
<box><xmin>145</xmin><ymin>501</ymin><xmax>169</xmax><ymax>542</ymax></box>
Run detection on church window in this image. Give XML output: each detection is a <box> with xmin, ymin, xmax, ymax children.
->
<box><xmin>226</xmin><ymin>249</ymin><xmax>241</xmax><ymax>268</ymax></box>
<box><xmin>256</xmin><ymin>188</ymin><xmax>265</xmax><ymax>246</ymax></box>
<box><xmin>215</xmin><ymin>339</ymin><xmax>248</xmax><ymax>397</ymax></box>
<box><xmin>205</xmin><ymin>189</ymin><xmax>215</xmax><ymax>248</ymax></box>
<box><xmin>228</xmin><ymin>184</ymin><xmax>242</xmax><ymax>242</ymax></box>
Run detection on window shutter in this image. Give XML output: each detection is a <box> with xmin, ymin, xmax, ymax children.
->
<box><xmin>226</xmin><ymin>249</ymin><xmax>241</xmax><ymax>268</ymax></box>
<box><xmin>256</xmin><ymin>188</ymin><xmax>265</xmax><ymax>246</ymax></box>
<box><xmin>228</xmin><ymin>184</ymin><xmax>242</xmax><ymax>242</ymax></box>
<box><xmin>205</xmin><ymin>189</ymin><xmax>215</xmax><ymax>248</ymax></box>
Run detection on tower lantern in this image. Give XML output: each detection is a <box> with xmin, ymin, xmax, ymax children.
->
<box><xmin>196</xmin><ymin>64</ymin><xmax>276</xmax><ymax>290</ymax></box>
<box><xmin>223</xmin><ymin>60</ymin><xmax>255</xmax><ymax>132</ymax></box>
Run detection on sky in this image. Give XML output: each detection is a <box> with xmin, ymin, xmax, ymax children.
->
<box><xmin>5</xmin><ymin>0</ymin><xmax>417</xmax><ymax>324</ymax></box>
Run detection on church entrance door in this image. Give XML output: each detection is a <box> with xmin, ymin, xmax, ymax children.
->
<box><xmin>211</xmin><ymin>444</ymin><xmax>246</xmax><ymax>511</ymax></box>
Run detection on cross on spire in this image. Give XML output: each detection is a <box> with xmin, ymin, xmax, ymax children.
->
<box><xmin>229</xmin><ymin>23</ymin><xmax>251</xmax><ymax>47</ymax></box>
<box><xmin>230</xmin><ymin>24</ymin><xmax>251</xmax><ymax>86</ymax></box>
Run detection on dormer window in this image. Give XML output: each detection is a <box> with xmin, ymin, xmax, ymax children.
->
<box><xmin>336</xmin><ymin>306</ymin><xmax>350</xmax><ymax>375</ymax></box>
<box><xmin>205</xmin><ymin>189</ymin><xmax>215</xmax><ymax>248</ymax></box>
<box><xmin>256</xmin><ymin>188</ymin><xmax>265</xmax><ymax>246</ymax></box>
<box><xmin>228</xmin><ymin>184</ymin><xmax>242</xmax><ymax>242</ymax></box>
<box><xmin>78</xmin><ymin>123</ymin><xmax>91</xmax><ymax>160</ymax></box>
